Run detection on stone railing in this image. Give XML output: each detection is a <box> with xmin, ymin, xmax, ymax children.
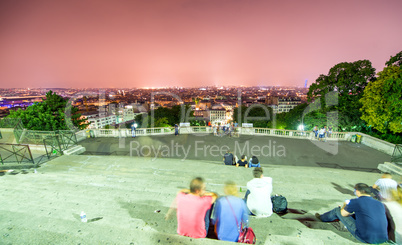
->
<box><xmin>239</xmin><ymin>127</ymin><xmax>349</xmax><ymax>140</ymax></box>
<box><xmin>77</xmin><ymin>126</ymin><xmax>348</xmax><ymax>141</ymax></box>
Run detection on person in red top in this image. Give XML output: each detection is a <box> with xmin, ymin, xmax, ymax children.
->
<box><xmin>166</xmin><ymin>177</ymin><xmax>218</xmax><ymax>238</ymax></box>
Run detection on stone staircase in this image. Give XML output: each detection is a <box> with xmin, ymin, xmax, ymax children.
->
<box><xmin>0</xmin><ymin>155</ymin><xmax>379</xmax><ymax>244</ymax></box>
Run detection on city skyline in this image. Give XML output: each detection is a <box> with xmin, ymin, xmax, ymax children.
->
<box><xmin>1</xmin><ymin>0</ymin><xmax>401</xmax><ymax>88</ymax></box>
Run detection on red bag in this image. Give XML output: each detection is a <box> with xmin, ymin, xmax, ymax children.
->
<box><xmin>238</xmin><ymin>227</ymin><xmax>256</xmax><ymax>244</ymax></box>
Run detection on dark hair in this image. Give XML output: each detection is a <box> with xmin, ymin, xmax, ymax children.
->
<box><xmin>354</xmin><ymin>183</ymin><xmax>371</xmax><ymax>194</ymax></box>
<box><xmin>241</xmin><ymin>155</ymin><xmax>246</xmax><ymax>160</ymax></box>
<box><xmin>190</xmin><ymin>177</ymin><xmax>204</xmax><ymax>193</ymax></box>
<box><xmin>253</xmin><ymin>167</ymin><xmax>263</xmax><ymax>178</ymax></box>
<box><xmin>251</xmin><ymin>156</ymin><xmax>259</xmax><ymax>164</ymax></box>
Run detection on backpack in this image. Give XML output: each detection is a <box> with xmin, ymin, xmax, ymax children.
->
<box><xmin>271</xmin><ymin>195</ymin><xmax>288</xmax><ymax>214</ymax></box>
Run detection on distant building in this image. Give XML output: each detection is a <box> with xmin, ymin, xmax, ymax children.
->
<box><xmin>82</xmin><ymin>112</ymin><xmax>117</xmax><ymax>129</ymax></box>
<box><xmin>210</xmin><ymin>109</ymin><xmax>226</xmax><ymax>125</ymax></box>
<box><xmin>277</xmin><ymin>97</ymin><xmax>301</xmax><ymax>113</ymax></box>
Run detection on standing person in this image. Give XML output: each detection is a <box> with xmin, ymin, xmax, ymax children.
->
<box><xmin>213</xmin><ymin>124</ymin><xmax>217</xmax><ymax>136</ymax></box>
<box><xmin>236</xmin><ymin>155</ymin><xmax>248</xmax><ymax>168</ymax></box>
<box><xmin>211</xmin><ymin>181</ymin><xmax>249</xmax><ymax>242</ymax></box>
<box><xmin>174</xmin><ymin>124</ymin><xmax>179</xmax><ymax>136</ymax></box>
<box><xmin>165</xmin><ymin>177</ymin><xmax>218</xmax><ymax>238</ymax></box>
<box><xmin>316</xmin><ymin>183</ymin><xmax>388</xmax><ymax>244</ymax></box>
<box><xmin>327</xmin><ymin>126</ymin><xmax>333</xmax><ymax>138</ymax></box>
<box><xmin>248</xmin><ymin>156</ymin><xmax>260</xmax><ymax>168</ymax></box>
<box><xmin>313</xmin><ymin>125</ymin><xmax>318</xmax><ymax>138</ymax></box>
<box><xmin>244</xmin><ymin>167</ymin><xmax>273</xmax><ymax>217</ymax></box>
<box><xmin>223</xmin><ymin>150</ymin><xmax>235</xmax><ymax>166</ymax></box>
<box><xmin>131</xmin><ymin>122</ymin><xmax>136</xmax><ymax>138</ymax></box>
<box><xmin>373</xmin><ymin>173</ymin><xmax>398</xmax><ymax>201</ymax></box>
<box><xmin>318</xmin><ymin>127</ymin><xmax>325</xmax><ymax>141</ymax></box>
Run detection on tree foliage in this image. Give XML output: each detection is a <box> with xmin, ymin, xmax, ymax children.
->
<box><xmin>307</xmin><ymin>60</ymin><xmax>375</xmax><ymax>130</ymax></box>
<box><xmin>7</xmin><ymin>90</ymin><xmax>88</xmax><ymax>131</ymax></box>
<box><xmin>135</xmin><ymin>105</ymin><xmax>193</xmax><ymax>128</ymax></box>
<box><xmin>233</xmin><ymin>105</ymin><xmax>273</xmax><ymax>127</ymax></box>
<box><xmin>385</xmin><ymin>50</ymin><xmax>402</xmax><ymax>67</ymax></box>
<box><xmin>360</xmin><ymin>65</ymin><xmax>402</xmax><ymax>133</ymax></box>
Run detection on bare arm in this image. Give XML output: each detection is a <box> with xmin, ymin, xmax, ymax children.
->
<box><xmin>372</xmin><ymin>184</ymin><xmax>379</xmax><ymax>190</ymax></box>
<box><xmin>340</xmin><ymin>202</ymin><xmax>351</xmax><ymax>217</ymax></box>
<box><xmin>202</xmin><ymin>191</ymin><xmax>218</xmax><ymax>204</ymax></box>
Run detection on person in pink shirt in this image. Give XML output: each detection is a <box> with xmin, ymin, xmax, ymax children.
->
<box><xmin>166</xmin><ymin>177</ymin><xmax>218</xmax><ymax>238</ymax></box>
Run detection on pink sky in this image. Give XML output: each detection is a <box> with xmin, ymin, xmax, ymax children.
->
<box><xmin>0</xmin><ymin>0</ymin><xmax>401</xmax><ymax>88</ymax></box>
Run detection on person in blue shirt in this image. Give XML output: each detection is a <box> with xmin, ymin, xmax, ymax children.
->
<box><xmin>211</xmin><ymin>181</ymin><xmax>249</xmax><ymax>242</ymax></box>
<box><xmin>316</xmin><ymin>183</ymin><xmax>388</xmax><ymax>244</ymax></box>
<box><xmin>248</xmin><ymin>156</ymin><xmax>260</xmax><ymax>168</ymax></box>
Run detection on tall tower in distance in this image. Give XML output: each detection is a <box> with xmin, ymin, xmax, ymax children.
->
<box><xmin>304</xmin><ymin>80</ymin><xmax>308</xmax><ymax>88</ymax></box>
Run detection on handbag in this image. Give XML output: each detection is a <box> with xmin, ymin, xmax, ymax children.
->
<box><xmin>225</xmin><ymin>197</ymin><xmax>256</xmax><ymax>244</ymax></box>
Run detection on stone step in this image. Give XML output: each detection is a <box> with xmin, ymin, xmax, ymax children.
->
<box><xmin>63</xmin><ymin>145</ymin><xmax>86</xmax><ymax>155</ymax></box>
<box><xmin>1</xmin><ymin>155</ymin><xmax>372</xmax><ymax>244</ymax></box>
<box><xmin>377</xmin><ymin>162</ymin><xmax>402</xmax><ymax>177</ymax></box>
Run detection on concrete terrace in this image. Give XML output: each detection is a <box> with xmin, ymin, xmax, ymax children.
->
<box><xmin>0</xmin><ymin>153</ymin><xmax>394</xmax><ymax>245</ymax></box>
<box><xmin>80</xmin><ymin>134</ymin><xmax>391</xmax><ymax>172</ymax></box>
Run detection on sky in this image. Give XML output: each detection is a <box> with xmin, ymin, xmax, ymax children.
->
<box><xmin>0</xmin><ymin>0</ymin><xmax>401</xmax><ymax>88</ymax></box>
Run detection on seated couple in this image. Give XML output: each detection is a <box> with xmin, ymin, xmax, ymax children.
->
<box><xmin>166</xmin><ymin>167</ymin><xmax>273</xmax><ymax>242</ymax></box>
<box><xmin>165</xmin><ymin>177</ymin><xmax>248</xmax><ymax>242</ymax></box>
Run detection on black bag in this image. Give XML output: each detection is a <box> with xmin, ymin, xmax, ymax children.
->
<box><xmin>271</xmin><ymin>195</ymin><xmax>288</xmax><ymax>214</ymax></box>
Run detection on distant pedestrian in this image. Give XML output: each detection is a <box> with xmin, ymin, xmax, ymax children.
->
<box><xmin>236</xmin><ymin>155</ymin><xmax>248</xmax><ymax>168</ymax></box>
<box><xmin>327</xmin><ymin>126</ymin><xmax>332</xmax><ymax>138</ymax></box>
<box><xmin>248</xmin><ymin>156</ymin><xmax>260</xmax><ymax>168</ymax></box>
<box><xmin>213</xmin><ymin>125</ymin><xmax>217</xmax><ymax>136</ymax></box>
<box><xmin>318</xmin><ymin>127</ymin><xmax>325</xmax><ymax>141</ymax></box>
<box><xmin>223</xmin><ymin>150</ymin><xmax>235</xmax><ymax>166</ymax></box>
<box><xmin>175</xmin><ymin>124</ymin><xmax>179</xmax><ymax>136</ymax></box>
<box><xmin>313</xmin><ymin>125</ymin><xmax>318</xmax><ymax>138</ymax></box>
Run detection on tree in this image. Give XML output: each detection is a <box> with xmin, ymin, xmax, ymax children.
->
<box><xmin>308</xmin><ymin>60</ymin><xmax>375</xmax><ymax>104</ymax></box>
<box><xmin>385</xmin><ymin>50</ymin><xmax>402</xmax><ymax>67</ymax></box>
<box><xmin>7</xmin><ymin>90</ymin><xmax>88</xmax><ymax>131</ymax></box>
<box><xmin>307</xmin><ymin>60</ymin><xmax>376</xmax><ymax>130</ymax></box>
<box><xmin>360</xmin><ymin>65</ymin><xmax>402</xmax><ymax>133</ymax></box>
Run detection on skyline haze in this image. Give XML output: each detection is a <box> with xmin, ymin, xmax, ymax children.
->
<box><xmin>1</xmin><ymin>0</ymin><xmax>401</xmax><ymax>88</ymax></box>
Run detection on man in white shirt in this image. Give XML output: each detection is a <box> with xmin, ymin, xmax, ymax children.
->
<box><xmin>244</xmin><ymin>167</ymin><xmax>273</xmax><ymax>217</ymax></box>
<box><xmin>373</xmin><ymin>172</ymin><xmax>398</xmax><ymax>200</ymax></box>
